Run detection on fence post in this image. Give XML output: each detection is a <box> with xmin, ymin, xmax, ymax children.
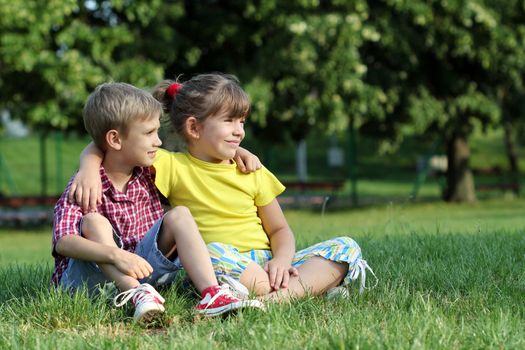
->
<box><xmin>348</xmin><ymin>115</ymin><xmax>358</xmax><ymax>206</ymax></box>
<box><xmin>55</xmin><ymin>132</ymin><xmax>63</xmax><ymax>193</ymax></box>
<box><xmin>40</xmin><ymin>132</ymin><xmax>48</xmax><ymax>197</ymax></box>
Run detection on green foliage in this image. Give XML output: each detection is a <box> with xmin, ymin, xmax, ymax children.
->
<box><xmin>0</xmin><ymin>0</ymin><xmax>166</xmax><ymax>131</ymax></box>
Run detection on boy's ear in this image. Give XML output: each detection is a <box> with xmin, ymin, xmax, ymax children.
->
<box><xmin>105</xmin><ymin>129</ymin><xmax>122</xmax><ymax>150</ymax></box>
<box><xmin>185</xmin><ymin>116</ymin><xmax>201</xmax><ymax>140</ymax></box>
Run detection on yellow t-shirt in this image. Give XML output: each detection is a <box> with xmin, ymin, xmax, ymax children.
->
<box><xmin>154</xmin><ymin>149</ymin><xmax>285</xmax><ymax>252</ymax></box>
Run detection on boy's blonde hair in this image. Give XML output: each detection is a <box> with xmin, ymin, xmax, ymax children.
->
<box><xmin>83</xmin><ymin>82</ymin><xmax>162</xmax><ymax>149</ymax></box>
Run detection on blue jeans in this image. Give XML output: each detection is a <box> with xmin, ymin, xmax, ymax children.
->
<box><xmin>59</xmin><ymin>218</ymin><xmax>183</xmax><ymax>293</ymax></box>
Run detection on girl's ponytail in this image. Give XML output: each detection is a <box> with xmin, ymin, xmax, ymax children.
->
<box><xmin>152</xmin><ymin>80</ymin><xmax>177</xmax><ymax>114</ymax></box>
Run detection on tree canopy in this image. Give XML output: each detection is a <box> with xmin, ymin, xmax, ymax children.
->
<box><xmin>2</xmin><ymin>0</ymin><xmax>524</xmax><ymax>201</ymax></box>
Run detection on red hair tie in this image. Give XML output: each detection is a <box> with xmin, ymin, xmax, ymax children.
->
<box><xmin>166</xmin><ymin>83</ymin><xmax>182</xmax><ymax>98</ymax></box>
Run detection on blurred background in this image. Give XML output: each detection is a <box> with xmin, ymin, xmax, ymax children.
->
<box><xmin>1</xmin><ymin>0</ymin><xmax>523</xmax><ymax>226</ymax></box>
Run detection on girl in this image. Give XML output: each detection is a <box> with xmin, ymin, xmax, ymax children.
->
<box><xmin>76</xmin><ymin>73</ymin><xmax>373</xmax><ymax>301</ymax></box>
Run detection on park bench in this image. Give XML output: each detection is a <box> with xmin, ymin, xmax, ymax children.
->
<box><xmin>472</xmin><ymin>167</ymin><xmax>520</xmax><ymax>194</ymax></box>
<box><xmin>278</xmin><ymin>180</ymin><xmax>345</xmax><ymax>208</ymax></box>
<box><xmin>0</xmin><ymin>195</ymin><xmax>57</xmax><ymax>226</ymax></box>
<box><xmin>281</xmin><ymin>180</ymin><xmax>345</xmax><ymax>193</ymax></box>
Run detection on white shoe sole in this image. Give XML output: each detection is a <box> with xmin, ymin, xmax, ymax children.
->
<box><xmin>197</xmin><ymin>300</ymin><xmax>265</xmax><ymax>317</ymax></box>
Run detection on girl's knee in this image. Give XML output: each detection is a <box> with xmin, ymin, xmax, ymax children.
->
<box><xmin>171</xmin><ymin>205</ymin><xmax>192</xmax><ymax>217</ymax></box>
<box><xmin>163</xmin><ymin>206</ymin><xmax>192</xmax><ymax>226</ymax></box>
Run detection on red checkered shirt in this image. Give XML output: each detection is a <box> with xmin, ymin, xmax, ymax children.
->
<box><xmin>51</xmin><ymin>166</ymin><xmax>164</xmax><ymax>286</ymax></box>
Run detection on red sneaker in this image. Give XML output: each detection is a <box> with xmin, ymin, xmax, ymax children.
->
<box><xmin>196</xmin><ymin>285</ymin><xmax>264</xmax><ymax>317</ymax></box>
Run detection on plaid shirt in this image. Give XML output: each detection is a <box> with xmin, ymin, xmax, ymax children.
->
<box><xmin>51</xmin><ymin>166</ymin><xmax>164</xmax><ymax>286</ymax></box>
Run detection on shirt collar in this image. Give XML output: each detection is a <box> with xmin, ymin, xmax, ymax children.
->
<box><xmin>99</xmin><ymin>166</ymin><xmax>145</xmax><ymax>194</ymax></box>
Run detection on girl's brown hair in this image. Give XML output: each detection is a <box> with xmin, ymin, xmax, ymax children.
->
<box><xmin>152</xmin><ymin>73</ymin><xmax>251</xmax><ymax>139</ymax></box>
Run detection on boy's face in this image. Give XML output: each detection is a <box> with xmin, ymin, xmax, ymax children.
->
<box><xmin>119</xmin><ymin>114</ymin><xmax>162</xmax><ymax>168</ymax></box>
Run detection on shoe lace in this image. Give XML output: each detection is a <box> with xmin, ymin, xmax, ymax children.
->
<box><xmin>350</xmin><ymin>259</ymin><xmax>378</xmax><ymax>294</ymax></box>
<box><xmin>202</xmin><ymin>285</ymin><xmax>239</xmax><ymax>310</ymax></box>
<box><xmin>113</xmin><ymin>284</ymin><xmax>164</xmax><ymax>307</ymax></box>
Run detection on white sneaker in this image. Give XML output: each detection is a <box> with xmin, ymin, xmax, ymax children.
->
<box><xmin>326</xmin><ymin>286</ymin><xmax>350</xmax><ymax>300</ymax></box>
<box><xmin>217</xmin><ymin>275</ymin><xmax>250</xmax><ymax>299</ymax></box>
<box><xmin>114</xmin><ymin>283</ymin><xmax>165</xmax><ymax>322</ymax></box>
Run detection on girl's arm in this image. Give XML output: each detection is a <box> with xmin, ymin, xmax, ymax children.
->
<box><xmin>68</xmin><ymin>142</ymin><xmax>104</xmax><ymax>212</ymax></box>
<box><xmin>257</xmin><ymin>199</ymin><xmax>299</xmax><ymax>291</ymax></box>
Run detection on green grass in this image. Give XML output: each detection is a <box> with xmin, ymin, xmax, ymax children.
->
<box><xmin>1</xmin><ymin>199</ymin><xmax>524</xmax><ymax>349</ymax></box>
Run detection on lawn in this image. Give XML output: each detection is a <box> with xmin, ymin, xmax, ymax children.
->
<box><xmin>0</xmin><ymin>199</ymin><xmax>523</xmax><ymax>349</ymax></box>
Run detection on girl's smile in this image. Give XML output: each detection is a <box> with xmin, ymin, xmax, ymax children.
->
<box><xmin>188</xmin><ymin>112</ymin><xmax>246</xmax><ymax>164</ymax></box>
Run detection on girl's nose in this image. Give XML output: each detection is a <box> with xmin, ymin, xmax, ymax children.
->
<box><xmin>155</xmin><ymin>134</ymin><xmax>162</xmax><ymax>147</ymax></box>
<box><xmin>233</xmin><ymin>120</ymin><xmax>245</xmax><ymax>135</ymax></box>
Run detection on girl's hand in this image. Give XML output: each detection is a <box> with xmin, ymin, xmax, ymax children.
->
<box><xmin>234</xmin><ymin>147</ymin><xmax>262</xmax><ymax>173</ymax></box>
<box><xmin>68</xmin><ymin>169</ymin><xmax>102</xmax><ymax>213</ymax></box>
<box><xmin>263</xmin><ymin>258</ymin><xmax>298</xmax><ymax>291</ymax></box>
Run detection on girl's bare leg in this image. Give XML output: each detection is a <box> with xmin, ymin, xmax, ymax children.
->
<box><xmin>239</xmin><ymin>257</ymin><xmax>348</xmax><ymax>302</ymax></box>
<box><xmin>156</xmin><ymin>206</ymin><xmax>218</xmax><ymax>293</ymax></box>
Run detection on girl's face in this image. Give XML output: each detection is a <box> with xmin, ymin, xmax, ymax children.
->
<box><xmin>189</xmin><ymin>111</ymin><xmax>246</xmax><ymax>164</ymax></box>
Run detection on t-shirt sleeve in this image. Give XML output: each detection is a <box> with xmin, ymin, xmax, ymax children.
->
<box><xmin>153</xmin><ymin>149</ymin><xmax>176</xmax><ymax>200</ymax></box>
<box><xmin>254</xmin><ymin>166</ymin><xmax>286</xmax><ymax>207</ymax></box>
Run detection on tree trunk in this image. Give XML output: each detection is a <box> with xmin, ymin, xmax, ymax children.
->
<box><xmin>296</xmin><ymin>139</ymin><xmax>308</xmax><ymax>182</ymax></box>
<box><xmin>444</xmin><ymin>130</ymin><xmax>476</xmax><ymax>202</ymax></box>
<box><xmin>503</xmin><ymin>121</ymin><xmax>520</xmax><ymax>195</ymax></box>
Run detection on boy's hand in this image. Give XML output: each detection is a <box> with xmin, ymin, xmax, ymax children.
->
<box><xmin>114</xmin><ymin>250</ymin><xmax>153</xmax><ymax>280</ymax></box>
<box><xmin>263</xmin><ymin>257</ymin><xmax>299</xmax><ymax>291</ymax></box>
<box><xmin>234</xmin><ymin>147</ymin><xmax>262</xmax><ymax>173</ymax></box>
<box><xmin>68</xmin><ymin>170</ymin><xmax>102</xmax><ymax>212</ymax></box>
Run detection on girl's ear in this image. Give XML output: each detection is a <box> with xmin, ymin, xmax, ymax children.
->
<box><xmin>105</xmin><ymin>129</ymin><xmax>122</xmax><ymax>150</ymax></box>
<box><xmin>185</xmin><ymin>116</ymin><xmax>201</xmax><ymax>140</ymax></box>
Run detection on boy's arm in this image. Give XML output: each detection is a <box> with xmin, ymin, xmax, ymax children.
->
<box><xmin>234</xmin><ymin>147</ymin><xmax>262</xmax><ymax>173</ymax></box>
<box><xmin>257</xmin><ymin>199</ymin><xmax>299</xmax><ymax>291</ymax></box>
<box><xmin>55</xmin><ymin>235</ymin><xmax>153</xmax><ymax>280</ymax></box>
<box><xmin>68</xmin><ymin>142</ymin><xmax>104</xmax><ymax>212</ymax></box>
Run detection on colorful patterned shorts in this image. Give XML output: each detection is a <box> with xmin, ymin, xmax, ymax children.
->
<box><xmin>207</xmin><ymin>236</ymin><xmax>363</xmax><ymax>286</ymax></box>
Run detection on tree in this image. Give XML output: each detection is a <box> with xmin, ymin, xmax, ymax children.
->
<box><xmin>359</xmin><ymin>0</ymin><xmax>525</xmax><ymax>202</ymax></box>
<box><xmin>0</xmin><ymin>0</ymin><xmax>165</xmax><ymax>132</ymax></box>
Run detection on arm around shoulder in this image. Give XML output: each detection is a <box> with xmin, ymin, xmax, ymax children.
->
<box><xmin>69</xmin><ymin>142</ymin><xmax>105</xmax><ymax>212</ymax></box>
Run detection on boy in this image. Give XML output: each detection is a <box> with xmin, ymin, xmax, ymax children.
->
<box><xmin>52</xmin><ymin>82</ymin><xmax>263</xmax><ymax>322</ymax></box>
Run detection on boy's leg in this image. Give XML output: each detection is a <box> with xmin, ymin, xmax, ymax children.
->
<box><xmin>156</xmin><ymin>206</ymin><xmax>217</xmax><ymax>293</ymax></box>
<box><xmin>81</xmin><ymin>213</ymin><xmax>140</xmax><ymax>291</ymax></box>
<box><xmin>82</xmin><ymin>213</ymin><xmax>166</xmax><ymax>323</ymax></box>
